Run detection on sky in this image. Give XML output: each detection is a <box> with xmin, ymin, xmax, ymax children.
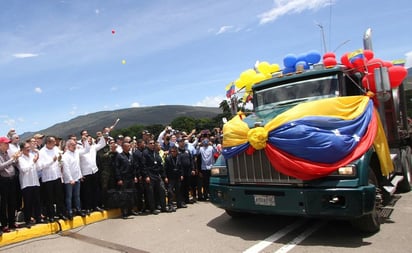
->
<box><xmin>1</xmin><ymin>0</ymin><xmax>412</xmax><ymax>134</ymax></box>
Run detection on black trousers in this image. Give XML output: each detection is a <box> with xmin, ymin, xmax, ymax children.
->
<box><xmin>144</xmin><ymin>176</ymin><xmax>166</xmax><ymax>211</ymax></box>
<box><xmin>22</xmin><ymin>186</ymin><xmax>41</xmax><ymax>223</ymax></box>
<box><xmin>42</xmin><ymin>178</ymin><xmax>65</xmax><ymax>218</ymax></box>
<box><xmin>81</xmin><ymin>173</ymin><xmax>100</xmax><ymax>210</ymax></box>
<box><xmin>0</xmin><ymin>176</ymin><xmax>17</xmax><ymax>227</ymax></box>
<box><xmin>167</xmin><ymin>177</ymin><xmax>183</xmax><ymax>206</ymax></box>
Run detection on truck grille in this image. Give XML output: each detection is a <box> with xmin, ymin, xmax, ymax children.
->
<box><xmin>228</xmin><ymin>149</ymin><xmax>302</xmax><ymax>185</ymax></box>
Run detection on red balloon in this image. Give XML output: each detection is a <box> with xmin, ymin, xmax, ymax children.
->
<box><xmin>324</xmin><ymin>57</ymin><xmax>337</xmax><ymax>68</ymax></box>
<box><xmin>383</xmin><ymin>61</ymin><xmax>393</xmax><ymax>68</ymax></box>
<box><xmin>111</xmin><ymin>30</ymin><xmax>116</xmax><ymax>34</ymax></box>
<box><xmin>340</xmin><ymin>53</ymin><xmax>353</xmax><ymax>68</ymax></box>
<box><xmin>352</xmin><ymin>58</ymin><xmax>365</xmax><ymax>72</ymax></box>
<box><xmin>323</xmin><ymin>52</ymin><xmax>336</xmax><ymax>59</ymax></box>
<box><xmin>366</xmin><ymin>58</ymin><xmax>384</xmax><ymax>73</ymax></box>
<box><xmin>364</xmin><ymin>49</ymin><xmax>374</xmax><ymax>60</ymax></box>
<box><xmin>388</xmin><ymin>66</ymin><xmax>408</xmax><ymax>88</ymax></box>
<box><xmin>362</xmin><ymin>73</ymin><xmax>376</xmax><ymax>92</ymax></box>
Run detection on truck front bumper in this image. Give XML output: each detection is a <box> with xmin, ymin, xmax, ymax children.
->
<box><xmin>209</xmin><ymin>183</ymin><xmax>376</xmax><ymax>218</ymax></box>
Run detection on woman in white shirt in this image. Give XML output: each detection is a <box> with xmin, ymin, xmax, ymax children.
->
<box><xmin>17</xmin><ymin>142</ymin><xmax>43</xmax><ymax>228</ymax></box>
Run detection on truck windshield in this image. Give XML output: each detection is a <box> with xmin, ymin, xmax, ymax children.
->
<box><xmin>254</xmin><ymin>75</ymin><xmax>339</xmax><ymax>112</ymax></box>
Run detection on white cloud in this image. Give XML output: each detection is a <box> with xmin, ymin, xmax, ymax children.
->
<box><xmin>34</xmin><ymin>87</ymin><xmax>42</xmax><ymax>93</ymax></box>
<box><xmin>131</xmin><ymin>102</ymin><xmax>141</xmax><ymax>107</ymax></box>
<box><xmin>13</xmin><ymin>53</ymin><xmax>39</xmax><ymax>58</ymax></box>
<box><xmin>195</xmin><ymin>95</ymin><xmax>225</xmax><ymax>107</ymax></box>
<box><xmin>258</xmin><ymin>0</ymin><xmax>334</xmax><ymax>24</ymax></box>
<box><xmin>3</xmin><ymin>118</ymin><xmax>16</xmax><ymax>128</ymax></box>
<box><xmin>216</xmin><ymin>26</ymin><xmax>234</xmax><ymax>35</ymax></box>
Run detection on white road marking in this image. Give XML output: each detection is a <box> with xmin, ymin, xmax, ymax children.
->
<box><xmin>243</xmin><ymin>219</ymin><xmax>307</xmax><ymax>253</ymax></box>
<box><xmin>274</xmin><ymin>220</ymin><xmax>326</xmax><ymax>253</ymax></box>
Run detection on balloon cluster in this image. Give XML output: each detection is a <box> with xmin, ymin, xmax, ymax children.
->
<box><xmin>340</xmin><ymin>49</ymin><xmax>408</xmax><ymax>92</ymax></box>
<box><xmin>282</xmin><ymin>50</ymin><xmax>322</xmax><ymax>74</ymax></box>
<box><xmin>234</xmin><ymin>62</ymin><xmax>281</xmax><ymax>96</ymax></box>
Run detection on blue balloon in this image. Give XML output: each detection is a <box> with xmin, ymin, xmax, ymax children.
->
<box><xmin>282</xmin><ymin>66</ymin><xmax>295</xmax><ymax>74</ymax></box>
<box><xmin>295</xmin><ymin>61</ymin><xmax>309</xmax><ymax>70</ymax></box>
<box><xmin>296</xmin><ymin>53</ymin><xmax>307</xmax><ymax>63</ymax></box>
<box><xmin>306</xmin><ymin>50</ymin><xmax>321</xmax><ymax>64</ymax></box>
<box><xmin>283</xmin><ymin>54</ymin><xmax>297</xmax><ymax>68</ymax></box>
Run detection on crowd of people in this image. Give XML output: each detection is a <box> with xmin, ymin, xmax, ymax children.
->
<box><xmin>0</xmin><ymin>125</ymin><xmax>223</xmax><ymax>235</ymax></box>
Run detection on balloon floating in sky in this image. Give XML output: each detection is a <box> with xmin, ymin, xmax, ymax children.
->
<box><xmin>121</xmin><ymin>59</ymin><xmax>126</xmax><ymax>64</ymax></box>
<box><xmin>112</xmin><ymin>29</ymin><xmax>116</xmax><ymax>34</ymax></box>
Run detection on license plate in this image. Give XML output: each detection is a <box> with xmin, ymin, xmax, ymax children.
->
<box><xmin>254</xmin><ymin>195</ymin><xmax>275</xmax><ymax>206</ymax></box>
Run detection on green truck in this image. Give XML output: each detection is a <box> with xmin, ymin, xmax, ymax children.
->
<box><xmin>209</xmin><ymin>29</ymin><xmax>411</xmax><ymax>233</ymax></box>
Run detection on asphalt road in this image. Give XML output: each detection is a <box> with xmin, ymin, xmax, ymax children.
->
<box><xmin>3</xmin><ymin>191</ymin><xmax>412</xmax><ymax>253</ymax></box>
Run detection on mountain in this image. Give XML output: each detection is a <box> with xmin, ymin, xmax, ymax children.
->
<box><xmin>20</xmin><ymin>105</ymin><xmax>221</xmax><ymax>140</ymax></box>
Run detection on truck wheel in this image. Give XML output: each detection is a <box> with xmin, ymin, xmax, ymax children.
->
<box><xmin>397</xmin><ymin>148</ymin><xmax>412</xmax><ymax>192</ymax></box>
<box><xmin>351</xmin><ymin>169</ymin><xmax>381</xmax><ymax>233</ymax></box>
<box><xmin>225</xmin><ymin>209</ymin><xmax>249</xmax><ymax>218</ymax></box>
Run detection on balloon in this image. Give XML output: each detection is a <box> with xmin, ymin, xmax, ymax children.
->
<box><xmin>240</xmin><ymin>69</ymin><xmax>256</xmax><ymax>86</ymax></box>
<box><xmin>388</xmin><ymin>66</ymin><xmax>408</xmax><ymax>88</ymax></box>
<box><xmin>121</xmin><ymin>59</ymin><xmax>126</xmax><ymax>64</ymax></box>
<box><xmin>351</xmin><ymin>58</ymin><xmax>365</xmax><ymax>72</ymax></box>
<box><xmin>340</xmin><ymin>53</ymin><xmax>353</xmax><ymax>68</ymax></box>
<box><xmin>366</xmin><ymin>58</ymin><xmax>384</xmax><ymax>73</ymax></box>
<box><xmin>323</xmin><ymin>52</ymin><xmax>336</xmax><ymax>60</ymax></box>
<box><xmin>253</xmin><ymin>73</ymin><xmax>268</xmax><ymax>84</ymax></box>
<box><xmin>112</xmin><ymin>29</ymin><xmax>116</xmax><ymax>34</ymax></box>
<box><xmin>323</xmin><ymin>57</ymin><xmax>337</xmax><ymax>68</ymax></box>
<box><xmin>362</xmin><ymin>72</ymin><xmax>376</xmax><ymax>92</ymax></box>
<box><xmin>383</xmin><ymin>61</ymin><xmax>393</xmax><ymax>68</ymax></box>
<box><xmin>282</xmin><ymin>66</ymin><xmax>295</xmax><ymax>74</ymax></box>
<box><xmin>364</xmin><ymin>49</ymin><xmax>374</xmax><ymax>60</ymax></box>
<box><xmin>283</xmin><ymin>54</ymin><xmax>297</xmax><ymax>68</ymax></box>
<box><xmin>306</xmin><ymin>50</ymin><xmax>321</xmax><ymax>64</ymax></box>
<box><xmin>234</xmin><ymin>78</ymin><xmax>245</xmax><ymax>89</ymax></box>
<box><xmin>269</xmin><ymin>63</ymin><xmax>280</xmax><ymax>73</ymax></box>
<box><xmin>257</xmin><ymin>61</ymin><xmax>271</xmax><ymax>75</ymax></box>
<box><xmin>296</xmin><ymin>53</ymin><xmax>307</xmax><ymax>63</ymax></box>
<box><xmin>295</xmin><ymin>60</ymin><xmax>309</xmax><ymax>71</ymax></box>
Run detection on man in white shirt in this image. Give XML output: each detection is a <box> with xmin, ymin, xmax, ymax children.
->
<box><xmin>38</xmin><ymin>136</ymin><xmax>67</xmax><ymax>222</ymax></box>
<box><xmin>79</xmin><ymin>130</ymin><xmax>106</xmax><ymax>214</ymax></box>
<box><xmin>62</xmin><ymin>139</ymin><xmax>86</xmax><ymax>220</ymax></box>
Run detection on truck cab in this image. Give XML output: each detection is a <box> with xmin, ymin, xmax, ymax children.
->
<box><xmin>210</xmin><ymin>60</ymin><xmax>411</xmax><ymax>233</ymax></box>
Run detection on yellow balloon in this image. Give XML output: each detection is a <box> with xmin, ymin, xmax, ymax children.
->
<box><xmin>257</xmin><ymin>61</ymin><xmax>271</xmax><ymax>75</ymax></box>
<box><xmin>235</xmin><ymin>78</ymin><xmax>245</xmax><ymax>89</ymax></box>
<box><xmin>240</xmin><ymin>69</ymin><xmax>256</xmax><ymax>86</ymax></box>
<box><xmin>269</xmin><ymin>63</ymin><xmax>280</xmax><ymax>73</ymax></box>
<box><xmin>121</xmin><ymin>59</ymin><xmax>126</xmax><ymax>64</ymax></box>
<box><xmin>253</xmin><ymin>73</ymin><xmax>268</xmax><ymax>84</ymax></box>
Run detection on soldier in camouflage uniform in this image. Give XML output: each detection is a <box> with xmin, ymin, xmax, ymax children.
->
<box><xmin>96</xmin><ymin>137</ymin><xmax>118</xmax><ymax>208</ymax></box>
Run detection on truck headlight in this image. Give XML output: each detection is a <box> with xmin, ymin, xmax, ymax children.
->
<box><xmin>336</xmin><ymin>165</ymin><xmax>356</xmax><ymax>176</ymax></box>
<box><xmin>211</xmin><ymin>166</ymin><xmax>228</xmax><ymax>176</ymax></box>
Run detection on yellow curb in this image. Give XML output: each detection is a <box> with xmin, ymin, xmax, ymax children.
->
<box><xmin>0</xmin><ymin>209</ymin><xmax>121</xmax><ymax>247</ymax></box>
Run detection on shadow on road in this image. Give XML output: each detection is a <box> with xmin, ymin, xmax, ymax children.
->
<box><xmin>206</xmin><ymin>212</ymin><xmax>386</xmax><ymax>249</ymax></box>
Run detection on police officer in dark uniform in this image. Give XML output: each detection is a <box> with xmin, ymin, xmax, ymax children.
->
<box><xmin>141</xmin><ymin>140</ymin><xmax>169</xmax><ymax>214</ymax></box>
<box><xmin>132</xmin><ymin>139</ymin><xmax>146</xmax><ymax>213</ymax></box>
<box><xmin>114</xmin><ymin>141</ymin><xmax>139</xmax><ymax>218</ymax></box>
<box><xmin>164</xmin><ymin>146</ymin><xmax>182</xmax><ymax>211</ymax></box>
<box><xmin>176</xmin><ymin>138</ymin><xmax>193</xmax><ymax>207</ymax></box>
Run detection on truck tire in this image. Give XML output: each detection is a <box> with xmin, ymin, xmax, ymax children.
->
<box><xmin>397</xmin><ymin>148</ymin><xmax>412</xmax><ymax>193</ymax></box>
<box><xmin>350</xmin><ymin>169</ymin><xmax>381</xmax><ymax>233</ymax></box>
<box><xmin>225</xmin><ymin>209</ymin><xmax>249</xmax><ymax>218</ymax></box>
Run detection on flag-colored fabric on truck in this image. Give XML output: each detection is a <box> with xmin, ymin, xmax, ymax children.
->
<box><xmin>222</xmin><ymin>95</ymin><xmax>393</xmax><ymax>180</ymax></box>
